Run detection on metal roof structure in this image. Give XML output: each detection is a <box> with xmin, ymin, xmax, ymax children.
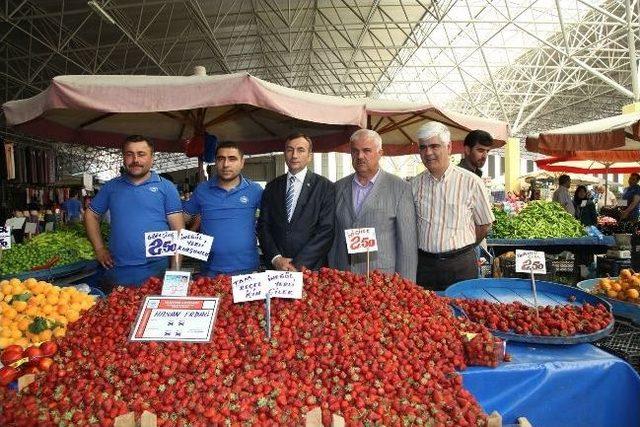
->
<box><xmin>2</xmin><ymin>0</ymin><xmax>640</xmax><ymax>177</ymax></box>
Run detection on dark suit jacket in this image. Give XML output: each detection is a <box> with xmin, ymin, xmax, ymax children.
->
<box><xmin>258</xmin><ymin>171</ymin><xmax>335</xmax><ymax>270</ymax></box>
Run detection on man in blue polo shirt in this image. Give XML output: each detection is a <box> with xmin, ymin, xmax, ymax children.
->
<box><xmin>85</xmin><ymin>135</ymin><xmax>184</xmax><ymax>289</ymax></box>
<box><xmin>184</xmin><ymin>141</ymin><xmax>262</xmax><ymax>276</ymax></box>
<box><xmin>61</xmin><ymin>190</ymin><xmax>83</xmax><ymax>223</ymax></box>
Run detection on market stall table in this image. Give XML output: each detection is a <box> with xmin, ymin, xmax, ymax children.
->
<box><xmin>488</xmin><ymin>236</ymin><xmax>616</xmax><ymax>281</ymax></box>
<box><xmin>463</xmin><ymin>342</ymin><xmax>640</xmax><ymax>427</ymax></box>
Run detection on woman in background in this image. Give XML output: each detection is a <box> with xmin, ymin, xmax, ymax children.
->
<box><xmin>573</xmin><ymin>185</ymin><xmax>598</xmax><ymax>226</ymax></box>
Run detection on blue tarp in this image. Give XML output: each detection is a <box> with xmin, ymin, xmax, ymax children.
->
<box><xmin>462</xmin><ymin>342</ymin><xmax>640</xmax><ymax>426</ymax></box>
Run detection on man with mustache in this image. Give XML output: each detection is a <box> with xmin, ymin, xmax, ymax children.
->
<box><xmin>411</xmin><ymin>122</ymin><xmax>494</xmax><ymax>291</ymax></box>
<box><xmin>85</xmin><ymin>135</ymin><xmax>184</xmax><ymax>289</ymax></box>
<box><xmin>328</xmin><ymin>129</ymin><xmax>417</xmax><ymax>280</ymax></box>
<box><xmin>183</xmin><ymin>141</ymin><xmax>263</xmax><ymax>276</ymax></box>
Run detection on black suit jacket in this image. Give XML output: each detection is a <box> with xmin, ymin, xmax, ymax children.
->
<box><xmin>258</xmin><ymin>171</ymin><xmax>335</xmax><ymax>270</ymax></box>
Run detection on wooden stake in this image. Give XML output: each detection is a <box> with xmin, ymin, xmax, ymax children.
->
<box><xmin>530</xmin><ymin>270</ymin><xmax>540</xmax><ymax>319</ymax></box>
<box><xmin>366</xmin><ymin>248</ymin><xmax>370</xmax><ymax>284</ymax></box>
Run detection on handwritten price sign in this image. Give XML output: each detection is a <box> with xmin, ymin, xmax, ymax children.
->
<box><xmin>177</xmin><ymin>230</ymin><xmax>214</xmax><ymax>261</ymax></box>
<box><xmin>265</xmin><ymin>270</ymin><xmax>303</xmax><ymax>299</ymax></box>
<box><xmin>232</xmin><ymin>273</ymin><xmax>268</xmax><ymax>303</ymax></box>
<box><xmin>145</xmin><ymin>231</ymin><xmax>178</xmax><ymax>258</ymax></box>
<box><xmin>515</xmin><ymin>250</ymin><xmax>546</xmax><ymax>274</ymax></box>
<box><xmin>344</xmin><ymin>228</ymin><xmax>378</xmax><ymax>254</ymax></box>
<box><xmin>0</xmin><ymin>226</ymin><xmax>11</xmax><ymax>249</ymax></box>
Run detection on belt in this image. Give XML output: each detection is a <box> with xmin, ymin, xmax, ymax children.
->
<box><xmin>419</xmin><ymin>244</ymin><xmax>476</xmax><ymax>260</ymax></box>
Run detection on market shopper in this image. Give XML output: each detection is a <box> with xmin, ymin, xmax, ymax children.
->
<box><xmin>552</xmin><ymin>174</ymin><xmax>575</xmax><ymax>215</ymax></box>
<box><xmin>85</xmin><ymin>135</ymin><xmax>184</xmax><ymax>289</ymax></box>
<box><xmin>258</xmin><ymin>133</ymin><xmax>335</xmax><ymax>271</ymax></box>
<box><xmin>328</xmin><ymin>129</ymin><xmax>417</xmax><ymax>280</ymax></box>
<box><xmin>573</xmin><ymin>185</ymin><xmax>598</xmax><ymax>226</ymax></box>
<box><xmin>412</xmin><ymin>122</ymin><xmax>494</xmax><ymax>291</ymax></box>
<box><xmin>458</xmin><ymin>129</ymin><xmax>493</xmax><ymax>177</ymax></box>
<box><xmin>621</xmin><ymin>173</ymin><xmax>640</xmax><ymax>221</ymax></box>
<box><xmin>61</xmin><ymin>190</ymin><xmax>83</xmax><ymax>223</ymax></box>
<box><xmin>183</xmin><ymin>141</ymin><xmax>262</xmax><ymax>276</ymax></box>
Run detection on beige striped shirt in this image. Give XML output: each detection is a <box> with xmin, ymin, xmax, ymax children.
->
<box><xmin>411</xmin><ymin>164</ymin><xmax>494</xmax><ymax>253</ymax></box>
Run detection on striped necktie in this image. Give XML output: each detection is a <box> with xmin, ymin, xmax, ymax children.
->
<box><xmin>285</xmin><ymin>175</ymin><xmax>296</xmax><ymax>222</ymax></box>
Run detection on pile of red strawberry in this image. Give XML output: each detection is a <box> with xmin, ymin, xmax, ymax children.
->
<box><xmin>1</xmin><ymin>269</ymin><xmax>497</xmax><ymax>426</ymax></box>
<box><xmin>452</xmin><ymin>299</ymin><xmax>613</xmax><ymax>336</ymax></box>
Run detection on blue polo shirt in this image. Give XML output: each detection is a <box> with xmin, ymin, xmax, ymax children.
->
<box><xmin>623</xmin><ymin>184</ymin><xmax>640</xmax><ymax>220</ymax></box>
<box><xmin>61</xmin><ymin>198</ymin><xmax>82</xmax><ymax>220</ymax></box>
<box><xmin>90</xmin><ymin>172</ymin><xmax>182</xmax><ymax>267</ymax></box>
<box><xmin>183</xmin><ymin>176</ymin><xmax>262</xmax><ymax>274</ymax></box>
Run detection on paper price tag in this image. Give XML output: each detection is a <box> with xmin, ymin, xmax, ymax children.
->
<box><xmin>5</xmin><ymin>217</ymin><xmax>26</xmax><ymax>229</ymax></box>
<box><xmin>129</xmin><ymin>296</ymin><xmax>220</xmax><ymax>342</ymax></box>
<box><xmin>24</xmin><ymin>222</ymin><xmax>37</xmax><ymax>234</ymax></box>
<box><xmin>232</xmin><ymin>273</ymin><xmax>269</xmax><ymax>303</ymax></box>
<box><xmin>161</xmin><ymin>270</ymin><xmax>191</xmax><ymax>296</ymax></box>
<box><xmin>177</xmin><ymin>230</ymin><xmax>214</xmax><ymax>261</ymax></box>
<box><xmin>265</xmin><ymin>270</ymin><xmax>303</xmax><ymax>299</ymax></box>
<box><xmin>145</xmin><ymin>231</ymin><xmax>178</xmax><ymax>258</ymax></box>
<box><xmin>344</xmin><ymin>228</ymin><xmax>378</xmax><ymax>254</ymax></box>
<box><xmin>515</xmin><ymin>250</ymin><xmax>546</xmax><ymax>274</ymax></box>
<box><xmin>0</xmin><ymin>226</ymin><xmax>11</xmax><ymax>249</ymax></box>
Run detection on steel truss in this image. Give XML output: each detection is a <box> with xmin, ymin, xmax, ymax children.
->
<box><xmin>1</xmin><ymin>0</ymin><xmax>640</xmax><ymax>173</ymax></box>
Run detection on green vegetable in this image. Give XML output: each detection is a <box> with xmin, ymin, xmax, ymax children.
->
<box><xmin>491</xmin><ymin>201</ymin><xmax>585</xmax><ymax>239</ymax></box>
<box><xmin>12</xmin><ymin>292</ymin><xmax>32</xmax><ymax>302</ymax></box>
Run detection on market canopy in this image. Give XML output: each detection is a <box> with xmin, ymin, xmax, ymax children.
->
<box><xmin>536</xmin><ymin>156</ymin><xmax>640</xmax><ymax>174</ymax></box>
<box><xmin>525</xmin><ymin>112</ymin><xmax>640</xmax><ymax>156</ymax></box>
<box><xmin>518</xmin><ymin>170</ymin><xmax>602</xmax><ymax>187</ymax></box>
<box><xmin>2</xmin><ymin>73</ymin><xmax>510</xmax><ymax>156</ymax></box>
<box><xmin>363</xmin><ymin>99</ymin><xmax>509</xmax><ymax>155</ymax></box>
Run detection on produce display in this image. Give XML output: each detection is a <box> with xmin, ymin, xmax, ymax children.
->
<box><xmin>590</xmin><ymin>269</ymin><xmax>640</xmax><ymax>305</ymax></box>
<box><xmin>1</xmin><ymin>269</ymin><xmax>502</xmax><ymax>426</ymax></box>
<box><xmin>0</xmin><ymin>231</ymin><xmax>94</xmax><ymax>276</ymax></box>
<box><xmin>0</xmin><ymin>278</ymin><xmax>96</xmax><ymax>349</ymax></box>
<box><xmin>491</xmin><ymin>201</ymin><xmax>586</xmax><ymax>239</ymax></box>
<box><xmin>451</xmin><ymin>299</ymin><xmax>613</xmax><ymax>336</ymax></box>
<box><xmin>0</xmin><ymin>341</ymin><xmax>58</xmax><ymax>386</ymax></box>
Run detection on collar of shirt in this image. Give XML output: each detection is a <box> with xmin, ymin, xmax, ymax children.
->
<box><xmin>287</xmin><ymin>167</ymin><xmax>308</xmax><ymax>184</ymax></box>
<box><xmin>353</xmin><ymin>169</ymin><xmax>381</xmax><ymax>188</ymax></box>
<box><xmin>123</xmin><ymin>171</ymin><xmax>160</xmax><ymax>186</ymax></box>
<box><xmin>424</xmin><ymin>163</ymin><xmax>454</xmax><ymax>183</ymax></box>
<box><xmin>209</xmin><ymin>175</ymin><xmax>249</xmax><ymax>193</ymax></box>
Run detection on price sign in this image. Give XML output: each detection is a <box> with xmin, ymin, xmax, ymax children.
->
<box><xmin>515</xmin><ymin>250</ymin><xmax>546</xmax><ymax>274</ymax></box>
<box><xmin>161</xmin><ymin>270</ymin><xmax>191</xmax><ymax>296</ymax></box>
<box><xmin>0</xmin><ymin>226</ymin><xmax>11</xmax><ymax>249</ymax></box>
<box><xmin>344</xmin><ymin>228</ymin><xmax>378</xmax><ymax>254</ymax></box>
<box><xmin>5</xmin><ymin>217</ymin><xmax>26</xmax><ymax>229</ymax></box>
<box><xmin>177</xmin><ymin>230</ymin><xmax>214</xmax><ymax>261</ymax></box>
<box><xmin>232</xmin><ymin>273</ymin><xmax>269</xmax><ymax>303</ymax></box>
<box><xmin>129</xmin><ymin>296</ymin><xmax>220</xmax><ymax>342</ymax></box>
<box><xmin>145</xmin><ymin>231</ymin><xmax>178</xmax><ymax>258</ymax></box>
<box><xmin>265</xmin><ymin>270</ymin><xmax>303</xmax><ymax>299</ymax></box>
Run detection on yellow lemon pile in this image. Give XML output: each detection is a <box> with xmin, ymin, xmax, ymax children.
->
<box><xmin>0</xmin><ymin>278</ymin><xmax>97</xmax><ymax>348</ymax></box>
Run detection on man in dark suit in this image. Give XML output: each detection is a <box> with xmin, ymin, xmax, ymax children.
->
<box><xmin>258</xmin><ymin>133</ymin><xmax>335</xmax><ymax>271</ymax></box>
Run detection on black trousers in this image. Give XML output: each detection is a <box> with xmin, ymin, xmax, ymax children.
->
<box><xmin>416</xmin><ymin>248</ymin><xmax>478</xmax><ymax>291</ymax></box>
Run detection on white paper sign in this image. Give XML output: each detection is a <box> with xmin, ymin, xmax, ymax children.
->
<box><xmin>344</xmin><ymin>227</ymin><xmax>378</xmax><ymax>254</ymax></box>
<box><xmin>5</xmin><ymin>217</ymin><xmax>26</xmax><ymax>229</ymax></box>
<box><xmin>620</xmin><ymin>199</ymin><xmax>628</xmax><ymax>207</ymax></box>
<box><xmin>515</xmin><ymin>250</ymin><xmax>546</xmax><ymax>274</ymax></box>
<box><xmin>177</xmin><ymin>230</ymin><xmax>214</xmax><ymax>261</ymax></box>
<box><xmin>265</xmin><ymin>270</ymin><xmax>303</xmax><ymax>299</ymax></box>
<box><xmin>232</xmin><ymin>273</ymin><xmax>269</xmax><ymax>303</ymax></box>
<box><xmin>45</xmin><ymin>222</ymin><xmax>54</xmax><ymax>232</ymax></box>
<box><xmin>129</xmin><ymin>296</ymin><xmax>219</xmax><ymax>342</ymax></box>
<box><xmin>161</xmin><ymin>270</ymin><xmax>191</xmax><ymax>296</ymax></box>
<box><xmin>24</xmin><ymin>222</ymin><xmax>37</xmax><ymax>234</ymax></box>
<box><xmin>0</xmin><ymin>226</ymin><xmax>11</xmax><ymax>249</ymax></box>
<box><xmin>83</xmin><ymin>173</ymin><xmax>93</xmax><ymax>191</ymax></box>
<box><xmin>145</xmin><ymin>230</ymin><xmax>178</xmax><ymax>258</ymax></box>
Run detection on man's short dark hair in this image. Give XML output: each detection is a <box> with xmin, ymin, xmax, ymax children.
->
<box><xmin>122</xmin><ymin>135</ymin><xmax>154</xmax><ymax>153</ymax></box>
<box><xmin>463</xmin><ymin>130</ymin><xmax>493</xmax><ymax>148</ymax></box>
<box><xmin>285</xmin><ymin>132</ymin><xmax>313</xmax><ymax>151</ymax></box>
<box><xmin>215</xmin><ymin>141</ymin><xmax>244</xmax><ymax>157</ymax></box>
<box><xmin>631</xmin><ymin>173</ymin><xmax>640</xmax><ymax>180</ymax></box>
<box><xmin>558</xmin><ymin>174</ymin><xmax>571</xmax><ymax>186</ymax></box>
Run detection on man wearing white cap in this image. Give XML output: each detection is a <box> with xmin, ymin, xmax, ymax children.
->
<box><xmin>411</xmin><ymin>122</ymin><xmax>495</xmax><ymax>291</ymax></box>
